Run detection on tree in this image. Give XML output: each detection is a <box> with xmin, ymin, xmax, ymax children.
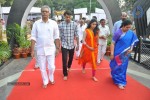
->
<box><xmin>2</xmin><ymin>0</ymin><xmax>13</xmax><ymax>6</ymax></box>
<box><xmin>34</xmin><ymin>0</ymin><xmax>102</xmax><ymax>14</ymax></box>
<box><xmin>117</xmin><ymin>0</ymin><xmax>137</xmax><ymax>11</ymax></box>
<box><xmin>73</xmin><ymin>0</ymin><xmax>102</xmax><ymax>14</ymax></box>
<box><xmin>0</xmin><ymin>0</ymin><xmax>5</xmax><ymax>4</ymax></box>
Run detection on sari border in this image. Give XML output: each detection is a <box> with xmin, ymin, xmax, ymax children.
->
<box><xmin>121</xmin><ymin>39</ymin><xmax>139</xmax><ymax>54</ymax></box>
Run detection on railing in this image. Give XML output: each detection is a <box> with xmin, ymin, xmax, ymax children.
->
<box><xmin>131</xmin><ymin>36</ymin><xmax>150</xmax><ymax>69</ymax></box>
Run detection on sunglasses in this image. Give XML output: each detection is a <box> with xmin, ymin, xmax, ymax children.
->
<box><xmin>42</xmin><ymin>11</ymin><xmax>49</xmax><ymax>13</ymax></box>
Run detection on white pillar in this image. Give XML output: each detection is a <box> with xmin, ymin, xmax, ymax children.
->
<box><xmin>97</xmin><ymin>0</ymin><xmax>114</xmax><ymax>32</ymax></box>
<box><xmin>21</xmin><ymin>0</ymin><xmax>37</xmax><ymax>27</ymax></box>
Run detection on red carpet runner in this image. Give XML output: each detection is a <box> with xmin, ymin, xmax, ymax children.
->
<box><xmin>7</xmin><ymin>53</ymin><xmax>150</xmax><ymax>100</ymax></box>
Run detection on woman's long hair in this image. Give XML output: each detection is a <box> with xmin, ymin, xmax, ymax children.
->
<box><xmin>87</xmin><ymin>19</ymin><xmax>99</xmax><ymax>36</ymax></box>
<box><xmin>120</xmin><ymin>20</ymin><xmax>132</xmax><ymax>28</ymax></box>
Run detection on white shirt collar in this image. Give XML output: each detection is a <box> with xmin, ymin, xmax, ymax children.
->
<box><xmin>100</xmin><ymin>25</ymin><xmax>105</xmax><ymax>28</ymax></box>
<box><xmin>40</xmin><ymin>19</ymin><xmax>50</xmax><ymax>23</ymax></box>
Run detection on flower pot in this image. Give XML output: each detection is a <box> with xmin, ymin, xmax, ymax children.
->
<box><xmin>105</xmin><ymin>51</ymin><xmax>111</xmax><ymax>56</ymax></box>
<box><xmin>21</xmin><ymin>53</ymin><xmax>27</xmax><ymax>58</ymax></box>
<box><xmin>13</xmin><ymin>53</ymin><xmax>20</xmax><ymax>59</ymax></box>
<box><xmin>28</xmin><ymin>52</ymin><xmax>31</xmax><ymax>57</ymax></box>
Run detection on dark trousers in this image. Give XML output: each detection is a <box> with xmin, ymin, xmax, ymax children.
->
<box><xmin>61</xmin><ymin>47</ymin><xmax>75</xmax><ymax>76</ymax></box>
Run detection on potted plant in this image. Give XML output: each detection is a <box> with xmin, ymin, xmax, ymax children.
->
<box><xmin>7</xmin><ymin>23</ymin><xmax>31</xmax><ymax>58</ymax></box>
<box><xmin>15</xmin><ymin>26</ymin><xmax>30</xmax><ymax>58</ymax></box>
<box><xmin>105</xmin><ymin>34</ymin><xmax>112</xmax><ymax>56</ymax></box>
<box><xmin>20</xmin><ymin>40</ymin><xmax>31</xmax><ymax>58</ymax></box>
<box><xmin>6</xmin><ymin>23</ymin><xmax>21</xmax><ymax>50</ymax></box>
<box><xmin>12</xmin><ymin>44</ymin><xmax>21</xmax><ymax>59</ymax></box>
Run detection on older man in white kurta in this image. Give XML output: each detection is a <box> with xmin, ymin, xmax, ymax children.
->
<box><xmin>97</xmin><ymin>19</ymin><xmax>110</xmax><ymax>64</ymax></box>
<box><xmin>31</xmin><ymin>6</ymin><xmax>60</xmax><ymax>88</ymax></box>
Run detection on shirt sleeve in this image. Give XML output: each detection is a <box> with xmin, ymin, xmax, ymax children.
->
<box><xmin>74</xmin><ymin>23</ymin><xmax>79</xmax><ymax>38</ymax></box>
<box><xmin>31</xmin><ymin>22</ymin><xmax>37</xmax><ymax>42</ymax></box>
<box><xmin>58</xmin><ymin>23</ymin><xmax>62</xmax><ymax>38</ymax></box>
<box><xmin>53</xmin><ymin>22</ymin><xmax>60</xmax><ymax>40</ymax></box>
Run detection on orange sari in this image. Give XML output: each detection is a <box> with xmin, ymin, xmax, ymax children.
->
<box><xmin>78</xmin><ymin>29</ymin><xmax>98</xmax><ymax>70</ymax></box>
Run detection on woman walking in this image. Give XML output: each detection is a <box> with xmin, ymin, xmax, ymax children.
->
<box><xmin>110</xmin><ymin>20</ymin><xmax>139</xmax><ymax>89</ymax></box>
<box><xmin>78</xmin><ymin>19</ymin><xmax>99</xmax><ymax>82</ymax></box>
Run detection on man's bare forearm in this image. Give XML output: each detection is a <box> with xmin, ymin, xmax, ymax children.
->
<box><xmin>31</xmin><ymin>40</ymin><xmax>36</xmax><ymax>53</ymax></box>
<box><xmin>55</xmin><ymin>39</ymin><xmax>60</xmax><ymax>49</ymax></box>
<box><xmin>110</xmin><ymin>43</ymin><xmax>114</xmax><ymax>55</ymax></box>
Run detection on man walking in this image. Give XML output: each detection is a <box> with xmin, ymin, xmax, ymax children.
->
<box><xmin>31</xmin><ymin>5</ymin><xmax>60</xmax><ymax>88</ymax></box>
<box><xmin>97</xmin><ymin>19</ymin><xmax>110</xmax><ymax>64</ymax></box>
<box><xmin>112</xmin><ymin>12</ymin><xmax>127</xmax><ymax>34</ymax></box>
<box><xmin>59</xmin><ymin>10</ymin><xmax>79</xmax><ymax>80</ymax></box>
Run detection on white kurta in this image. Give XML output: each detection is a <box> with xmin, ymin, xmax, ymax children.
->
<box><xmin>31</xmin><ymin>19</ymin><xmax>59</xmax><ymax>85</ymax></box>
<box><xmin>76</xmin><ymin>24</ymin><xmax>87</xmax><ymax>57</ymax></box>
<box><xmin>97</xmin><ymin>25</ymin><xmax>110</xmax><ymax>63</ymax></box>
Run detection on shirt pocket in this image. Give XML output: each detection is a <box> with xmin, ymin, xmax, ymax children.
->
<box><xmin>47</xmin><ymin>27</ymin><xmax>53</xmax><ymax>38</ymax></box>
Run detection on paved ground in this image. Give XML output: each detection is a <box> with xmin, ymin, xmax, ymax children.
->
<box><xmin>0</xmin><ymin>56</ymin><xmax>150</xmax><ymax>100</ymax></box>
<box><xmin>0</xmin><ymin>57</ymin><xmax>31</xmax><ymax>100</ymax></box>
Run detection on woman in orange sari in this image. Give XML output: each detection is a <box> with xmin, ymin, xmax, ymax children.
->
<box><xmin>78</xmin><ymin>19</ymin><xmax>99</xmax><ymax>81</ymax></box>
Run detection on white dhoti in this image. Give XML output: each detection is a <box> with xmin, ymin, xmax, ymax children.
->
<box><xmin>97</xmin><ymin>39</ymin><xmax>107</xmax><ymax>63</ymax></box>
<box><xmin>37</xmin><ymin>55</ymin><xmax>55</xmax><ymax>85</ymax></box>
<box><xmin>31</xmin><ymin>19</ymin><xmax>60</xmax><ymax>86</ymax></box>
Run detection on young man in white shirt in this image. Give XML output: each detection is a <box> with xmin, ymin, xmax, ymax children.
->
<box><xmin>97</xmin><ymin>19</ymin><xmax>110</xmax><ymax>64</ymax></box>
<box><xmin>31</xmin><ymin>5</ymin><xmax>60</xmax><ymax>88</ymax></box>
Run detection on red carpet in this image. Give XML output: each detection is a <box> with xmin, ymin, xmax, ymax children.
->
<box><xmin>7</xmin><ymin>53</ymin><xmax>150</xmax><ymax>100</ymax></box>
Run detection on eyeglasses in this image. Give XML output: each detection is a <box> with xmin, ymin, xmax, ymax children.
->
<box><xmin>42</xmin><ymin>11</ymin><xmax>49</xmax><ymax>13</ymax></box>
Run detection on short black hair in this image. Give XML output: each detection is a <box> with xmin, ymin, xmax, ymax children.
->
<box><xmin>82</xmin><ymin>17</ymin><xmax>86</xmax><ymax>21</ymax></box>
<box><xmin>100</xmin><ymin>19</ymin><xmax>105</xmax><ymax>22</ymax></box>
<box><xmin>64</xmin><ymin>10</ymin><xmax>72</xmax><ymax>16</ymax></box>
<box><xmin>92</xmin><ymin>16</ymin><xmax>97</xmax><ymax>20</ymax></box>
<box><xmin>120</xmin><ymin>20</ymin><xmax>132</xmax><ymax>28</ymax></box>
<box><xmin>87</xmin><ymin>19</ymin><xmax>99</xmax><ymax>36</ymax></box>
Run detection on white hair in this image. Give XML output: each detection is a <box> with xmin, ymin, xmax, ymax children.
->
<box><xmin>41</xmin><ymin>5</ymin><xmax>51</xmax><ymax>12</ymax></box>
<box><xmin>121</xmin><ymin>12</ymin><xmax>127</xmax><ymax>16</ymax></box>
